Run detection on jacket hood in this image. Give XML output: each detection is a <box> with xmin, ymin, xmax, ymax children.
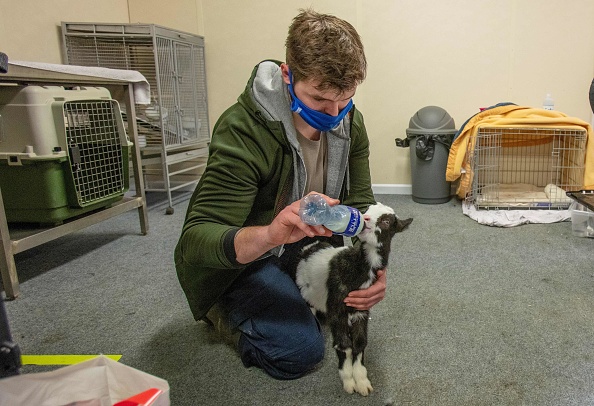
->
<box><xmin>237</xmin><ymin>60</ymin><xmax>353</xmax><ymax>203</ymax></box>
<box><xmin>237</xmin><ymin>60</ymin><xmax>293</xmax><ymax>149</ymax></box>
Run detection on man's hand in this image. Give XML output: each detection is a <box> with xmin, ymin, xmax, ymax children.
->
<box><xmin>265</xmin><ymin>198</ymin><xmax>331</xmax><ymax>245</ymax></box>
<box><xmin>234</xmin><ymin>193</ymin><xmax>338</xmax><ymax>264</ymax></box>
<box><xmin>343</xmin><ymin>269</ymin><xmax>387</xmax><ymax>310</ymax></box>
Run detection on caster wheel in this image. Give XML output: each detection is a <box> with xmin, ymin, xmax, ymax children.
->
<box><xmin>166</xmin><ymin>207</ymin><xmax>174</xmax><ymax>215</ymax></box>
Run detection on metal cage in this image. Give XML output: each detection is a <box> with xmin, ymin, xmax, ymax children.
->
<box><xmin>61</xmin><ymin>23</ymin><xmax>210</xmax><ymax>213</ymax></box>
<box><xmin>467</xmin><ymin>127</ymin><xmax>587</xmax><ymax>210</ymax></box>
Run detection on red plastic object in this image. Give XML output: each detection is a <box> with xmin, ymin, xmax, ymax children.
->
<box><xmin>113</xmin><ymin>388</ymin><xmax>163</xmax><ymax>406</ymax></box>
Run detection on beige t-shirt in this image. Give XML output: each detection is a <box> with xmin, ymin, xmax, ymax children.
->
<box><xmin>296</xmin><ymin>131</ymin><xmax>328</xmax><ymax>194</ymax></box>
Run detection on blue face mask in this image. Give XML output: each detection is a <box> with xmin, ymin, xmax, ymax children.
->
<box><xmin>287</xmin><ymin>71</ymin><xmax>353</xmax><ymax>132</ymax></box>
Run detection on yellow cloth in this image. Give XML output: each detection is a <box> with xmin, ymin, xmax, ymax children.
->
<box><xmin>446</xmin><ymin>105</ymin><xmax>594</xmax><ymax>199</ymax></box>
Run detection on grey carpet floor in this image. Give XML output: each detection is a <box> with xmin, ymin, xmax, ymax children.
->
<box><xmin>3</xmin><ymin>192</ymin><xmax>594</xmax><ymax>405</ymax></box>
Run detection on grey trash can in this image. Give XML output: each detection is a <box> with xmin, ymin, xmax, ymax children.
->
<box><xmin>395</xmin><ymin>106</ymin><xmax>457</xmax><ymax>204</ymax></box>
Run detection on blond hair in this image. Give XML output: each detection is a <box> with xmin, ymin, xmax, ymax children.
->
<box><xmin>285</xmin><ymin>9</ymin><xmax>367</xmax><ymax>95</ymax></box>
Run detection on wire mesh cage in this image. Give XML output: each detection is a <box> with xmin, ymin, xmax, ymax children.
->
<box><xmin>61</xmin><ymin>23</ymin><xmax>209</xmax><ymax>149</ymax></box>
<box><xmin>467</xmin><ymin>127</ymin><xmax>587</xmax><ymax>210</ymax></box>
<box><xmin>61</xmin><ymin>23</ymin><xmax>210</xmax><ymax>213</ymax></box>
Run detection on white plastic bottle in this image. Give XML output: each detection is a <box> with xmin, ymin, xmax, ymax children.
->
<box><xmin>299</xmin><ymin>194</ymin><xmax>364</xmax><ymax>237</ymax></box>
<box><xmin>543</xmin><ymin>93</ymin><xmax>554</xmax><ymax>110</ymax></box>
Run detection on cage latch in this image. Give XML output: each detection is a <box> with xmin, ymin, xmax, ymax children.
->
<box><xmin>69</xmin><ymin>144</ymin><xmax>81</xmax><ymax>171</ymax></box>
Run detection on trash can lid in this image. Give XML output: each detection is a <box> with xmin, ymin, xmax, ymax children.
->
<box><xmin>407</xmin><ymin>105</ymin><xmax>457</xmax><ymax>135</ymax></box>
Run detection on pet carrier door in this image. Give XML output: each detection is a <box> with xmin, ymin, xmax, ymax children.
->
<box><xmin>64</xmin><ymin>99</ymin><xmax>129</xmax><ymax>207</ymax></box>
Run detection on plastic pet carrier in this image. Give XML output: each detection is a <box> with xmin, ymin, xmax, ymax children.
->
<box><xmin>0</xmin><ymin>85</ymin><xmax>131</xmax><ymax>223</ymax></box>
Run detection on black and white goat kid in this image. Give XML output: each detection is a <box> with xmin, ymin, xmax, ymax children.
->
<box><xmin>295</xmin><ymin>203</ymin><xmax>412</xmax><ymax>396</ymax></box>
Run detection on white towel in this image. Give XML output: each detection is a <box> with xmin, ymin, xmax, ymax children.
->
<box><xmin>10</xmin><ymin>60</ymin><xmax>150</xmax><ymax>104</ymax></box>
<box><xmin>462</xmin><ymin>201</ymin><xmax>570</xmax><ymax>227</ymax></box>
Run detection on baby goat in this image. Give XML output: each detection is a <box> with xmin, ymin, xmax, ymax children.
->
<box><xmin>295</xmin><ymin>203</ymin><xmax>412</xmax><ymax>396</ymax></box>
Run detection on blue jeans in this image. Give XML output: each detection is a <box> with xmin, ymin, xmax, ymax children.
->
<box><xmin>216</xmin><ymin>256</ymin><xmax>325</xmax><ymax>380</ymax></box>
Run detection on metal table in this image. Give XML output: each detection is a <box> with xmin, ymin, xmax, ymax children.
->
<box><xmin>0</xmin><ymin>63</ymin><xmax>149</xmax><ymax>299</ymax></box>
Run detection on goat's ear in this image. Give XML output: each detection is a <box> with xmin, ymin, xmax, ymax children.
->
<box><xmin>395</xmin><ymin>217</ymin><xmax>413</xmax><ymax>232</ymax></box>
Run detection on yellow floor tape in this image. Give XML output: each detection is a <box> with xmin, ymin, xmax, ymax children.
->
<box><xmin>21</xmin><ymin>354</ymin><xmax>122</xmax><ymax>365</ymax></box>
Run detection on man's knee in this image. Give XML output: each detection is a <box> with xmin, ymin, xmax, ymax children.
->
<box><xmin>240</xmin><ymin>330</ymin><xmax>325</xmax><ymax>380</ymax></box>
<box><xmin>289</xmin><ymin>331</ymin><xmax>325</xmax><ymax>372</ymax></box>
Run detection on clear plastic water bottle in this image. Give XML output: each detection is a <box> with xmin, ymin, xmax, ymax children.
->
<box><xmin>299</xmin><ymin>194</ymin><xmax>364</xmax><ymax>237</ymax></box>
<box><xmin>543</xmin><ymin>93</ymin><xmax>554</xmax><ymax>110</ymax></box>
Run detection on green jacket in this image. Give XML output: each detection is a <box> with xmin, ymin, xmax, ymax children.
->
<box><xmin>174</xmin><ymin>61</ymin><xmax>375</xmax><ymax>320</ymax></box>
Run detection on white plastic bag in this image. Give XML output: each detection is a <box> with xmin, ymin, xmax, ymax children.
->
<box><xmin>0</xmin><ymin>355</ymin><xmax>169</xmax><ymax>406</ymax></box>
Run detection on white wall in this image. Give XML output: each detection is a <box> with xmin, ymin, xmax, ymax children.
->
<box><xmin>200</xmin><ymin>0</ymin><xmax>594</xmax><ymax>186</ymax></box>
<box><xmin>1</xmin><ymin>0</ymin><xmax>593</xmax><ymax>186</ymax></box>
<box><xmin>0</xmin><ymin>0</ymin><xmax>130</xmax><ymax>63</ymax></box>
<box><xmin>128</xmin><ymin>0</ymin><xmax>204</xmax><ymax>36</ymax></box>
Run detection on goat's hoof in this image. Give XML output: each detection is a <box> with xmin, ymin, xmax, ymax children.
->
<box><xmin>342</xmin><ymin>378</ymin><xmax>356</xmax><ymax>394</ymax></box>
<box><xmin>354</xmin><ymin>379</ymin><xmax>373</xmax><ymax>396</ymax></box>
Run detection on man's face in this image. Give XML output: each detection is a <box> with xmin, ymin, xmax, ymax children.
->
<box><xmin>281</xmin><ymin>64</ymin><xmax>356</xmax><ymax>116</ymax></box>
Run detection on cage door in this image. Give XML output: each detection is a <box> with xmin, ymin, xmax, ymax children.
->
<box><xmin>64</xmin><ymin>100</ymin><xmax>126</xmax><ymax>207</ymax></box>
